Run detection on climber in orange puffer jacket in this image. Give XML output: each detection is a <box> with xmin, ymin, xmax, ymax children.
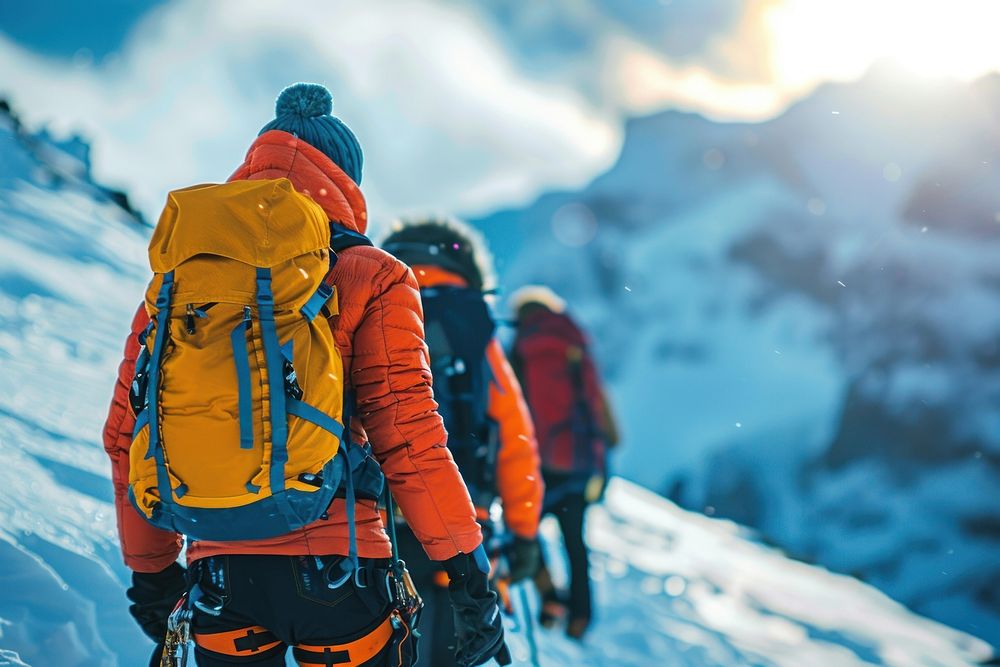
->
<box><xmin>382</xmin><ymin>217</ymin><xmax>544</xmax><ymax>667</ymax></box>
<box><xmin>102</xmin><ymin>84</ymin><xmax>509</xmax><ymax>667</ymax></box>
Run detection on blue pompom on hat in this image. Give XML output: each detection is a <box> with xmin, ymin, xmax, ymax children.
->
<box><xmin>259</xmin><ymin>83</ymin><xmax>363</xmax><ymax>185</ymax></box>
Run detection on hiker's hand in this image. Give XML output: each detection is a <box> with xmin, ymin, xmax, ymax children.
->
<box><xmin>442</xmin><ymin>546</ymin><xmax>512</xmax><ymax>666</ymax></box>
<box><xmin>506</xmin><ymin>536</ymin><xmax>540</xmax><ymax>584</ymax></box>
<box><xmin>126</xmin><ymin>562</ymin><xmax>187</xmax><ymax>642</ymax></box>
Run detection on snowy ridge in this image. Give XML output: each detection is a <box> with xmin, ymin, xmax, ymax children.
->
<box><xmin>0</xmin><ymin>105</ymin><xmax>151</xmax><ymax>666</ymax></box>
<box><xmin>0</xmin><ymin>99</ymin><xmax>993</xmax><ymax>665</ymax></box>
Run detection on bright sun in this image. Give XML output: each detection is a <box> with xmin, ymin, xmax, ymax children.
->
<box><xmin>766</xmin><ymin>0</ymin><xmax>1000</xmax><ymax>86</ymax></box>
<box><xmin>614</xmin><ymin>0</ymin><xmax>1000</xmax><ymax>123</ymax></box>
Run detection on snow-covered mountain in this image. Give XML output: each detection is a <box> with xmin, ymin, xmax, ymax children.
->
<box><xmin>0</xmin><ymin>101</ymin><xmax>153</xmax><ymax>665</ymax></box>
<box><xmin>474</xmin><ymin>65</ymin><xmax>1000</xmax><ymax>648</ymax></box>
<box><xmin>0</xmin><ymin>96</ymin><xmax>993</xmax><ymax>665</ymax></box>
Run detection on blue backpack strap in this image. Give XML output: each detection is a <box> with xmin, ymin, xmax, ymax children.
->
<box><xmin>229</xmin><ymin>307</ymin><xmax>255</xmax><ymax>450</ymax></box>
<box><xmin>255</xmin><ymin>268</ymin><xmax>297</xmax><ymax>526</ymax></box>
<box><xmin>146</xmin><ymin>271</ymin><xmax>176</xmax><ymax>509</ymax></box>
<box><xmin>300</xmin><ymin>224</ymin><xmax>372</xmax><ymax>322</ymax></box>
<box><xmin>300</xmin><ymin>280</ymin><xmax>334</xmax><ymax>323</ymax></box>
<box><xmin>321</xmin><ymin>390</ymin><xmax>363</xmax><ymax>590</ymax></box>
<box><xmin>132</xmin><ymin>405</ymin><xmax>151</xmax><ymax>440</ymax></box>
<box><xmin>286</xmin><ymin>399</ymin><xmax>345</xmax><ymax>441</ymax></box>
<box><xmin>342</xmin><ymin>430</ymin><xmax>361</xmax><ymax>584</ymax></box>
<box><xmin>339</xmin><ymin>389</ymin><xmax>361</xmax><ymax>585</ymax></box>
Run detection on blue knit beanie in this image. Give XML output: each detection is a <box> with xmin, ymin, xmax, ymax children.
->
<box><xmin>258</xmin><ymin>83</ymin><xmax>363</xmax><ymax>185</ymax></box>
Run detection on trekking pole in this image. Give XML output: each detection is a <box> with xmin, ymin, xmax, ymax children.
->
<box><xmin>516</xmin><ymin>583</ymin><xmax>541</xmax><ymax>667</ymax></box>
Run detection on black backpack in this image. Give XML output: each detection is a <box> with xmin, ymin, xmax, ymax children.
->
<box><xmin>420</xmin><ymin>285</ymin><xmax>498</xmax><ymax>508</ymax></box>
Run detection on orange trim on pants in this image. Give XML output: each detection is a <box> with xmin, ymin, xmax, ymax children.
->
<box><xmin>194</xmin><ymin>625</ymin><xmax>282</xmax><ymax>656</ymax></box>
<box><xmin>433</xmin><ymin>570</ymin><xmax>451</xmax><ymax>588</ymax></box>
<box><xmin>293</xmin><ymin>613</ymin><xmax>394</xmax><ymax>666</ymax></box>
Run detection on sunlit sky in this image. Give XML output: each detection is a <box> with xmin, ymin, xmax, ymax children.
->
<box><xmin>618</xmin><ymin>0</ymin><xmax>1000</xmax><ymax>119</ymax></box>
<box><xmin>765</xmin><ymin>1</ymin><xmax>1000</xmax><ymax>91</ymax></box>
<box><xmin>1</xmin><ymin>0</ymin><xmax>997</xmax><ymax>224</ymax></box>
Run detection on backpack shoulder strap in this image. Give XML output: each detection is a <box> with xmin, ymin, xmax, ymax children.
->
<box><xmin>300</xmin><ymin>223</ymin><xmax>373</xmax><ymax>322</ymax></box>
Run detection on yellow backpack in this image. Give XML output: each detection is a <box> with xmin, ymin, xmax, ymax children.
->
<box><xmin>128</xmin><ymin>178</ymin><xmax>376</xmax><ymax>543</ymax></box>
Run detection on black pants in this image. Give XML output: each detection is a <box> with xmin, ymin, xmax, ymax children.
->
<box><xmin>187</xmin><ymin>554</ymin><xmax>414</xmax><ymax>666</ymax></box>
<box><xmin>538</xmin><ymin>491</ymin><xmax>591</xmax><ymax>622</ymax></box>
<box><xmin>394</xmin><ymin>523</ymin><xmax>457</xmax><ymax>667</ymax></box>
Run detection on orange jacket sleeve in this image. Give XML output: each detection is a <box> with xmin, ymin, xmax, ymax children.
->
<box><xmin>350</xmin><ymin>258</ymin><xmax>483</xmax><ymax>560</ymax></box>
<box><xmin>486</xmin><ymin>339</ymin><xmax>544</xmax><ymax>539</ymax></box>
<box><xmin>102</xmin><ymin>304</ymin><xmax>183</xmax><ymax>573</ymax></box>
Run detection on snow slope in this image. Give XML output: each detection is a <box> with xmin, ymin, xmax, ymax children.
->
<box><xmin>474</xmin><ymin>66</ymin><xmax>1000</xmax><ymax>647</ymax></box>
<box><xmin>511</xmin><ymin>480</ymin><xmax>992</xmax><ymax>666</ymax></box>
<box><xmin>0</xmin><ymin>103</ymin><xmax>152</xmax><ymax>666</ymax></box>
<box><xmin>0</xmin><ymin>100</ymin><xmax>993</xmax><ymax>665</ymax></box>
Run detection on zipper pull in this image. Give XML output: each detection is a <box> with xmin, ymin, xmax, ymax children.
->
<box><xmin>185</xmin><ymin>304</ymin><xmax>196</xmax><ymax>335</ymax></box>
<box><xmin>243</xmin><ymin>306</ymin><xmax>252</xmax><ymax>330</ymax></box>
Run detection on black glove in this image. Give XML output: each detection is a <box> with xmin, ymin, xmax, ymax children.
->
<box><xmin>442</xmin><ymin>546</ymin><xmax>511</xmax><ymax>666</ymax></box>
<box><xmin>126</xmin><ymin>562</ymin><xmax>187</xmax><ymax>643</ymax></box>
<box><xmin>506</xmin><ymin>536</ymin><xmax>540</xmax><ymax>584</ymax></box>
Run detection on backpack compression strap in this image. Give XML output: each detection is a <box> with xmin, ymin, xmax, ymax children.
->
<box><xmin>230</xmin><ymin>307</ymin><xmax>255</xmax><ymax>452</ymax></box>
<box><xmin>256</xmin><ymin>268</ymin><xmax>298</xmax><ymax>525</ymax></box>
<box><xmin>146</xmin><ymin>271</ymin><xmax>180</xmax><ymax>507</ymax></box>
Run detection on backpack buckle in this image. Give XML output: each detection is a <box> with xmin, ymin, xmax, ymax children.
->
<box><xmin>283</xmin><ymin>359</ymin><xmax>304</xmax><ymax>400</ymax></box>
<box><xmin>129</xmin><ymin>347</ymin><xmax>151</xmax><ymax>414</ymax></box>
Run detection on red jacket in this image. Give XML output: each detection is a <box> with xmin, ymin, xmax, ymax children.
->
<box><xmin>411</xmin><ymin>265</ymin><xmax>544</xmax><ymax>539</ymax></box>
<box><xmin>513</xmin><ymin>308</ymin><xmax>616</xmax><ymax>476</ymax></box>
<box><xmin>102</xmin><ymin>130</ymin><xmax>483</xmax><ymax>572</ymax></box>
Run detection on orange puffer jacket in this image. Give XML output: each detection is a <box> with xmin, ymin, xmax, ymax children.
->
<box><xmin>410</xmin><ymin>265</ymin><xmax>544</xmax><ymax>539</ymax></box>
<box><xmin>102</xmin><ymin>130</ymin><xmax>483</xmax><ymax>573</ymax></box>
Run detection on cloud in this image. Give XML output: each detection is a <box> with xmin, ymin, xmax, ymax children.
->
<box><xmin>473</xmin><ymin>0</ymin><xmax>1000</xmax><ymax>121</ymax></box>
<box><xmin>4</xmin><ymin>0</ymin><xmax>997</xmax><ymax>227</ymax></box>
<box><xmin>0</xmin><ymin>0</ymin><xmax>620</xmax><ymax>226</ymax></box>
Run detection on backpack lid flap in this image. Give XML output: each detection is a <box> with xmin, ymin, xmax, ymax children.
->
<box><xmin>149</xmin><ymin>179</ymin><xmax>330</xmax><ymax>272</ymax></box>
